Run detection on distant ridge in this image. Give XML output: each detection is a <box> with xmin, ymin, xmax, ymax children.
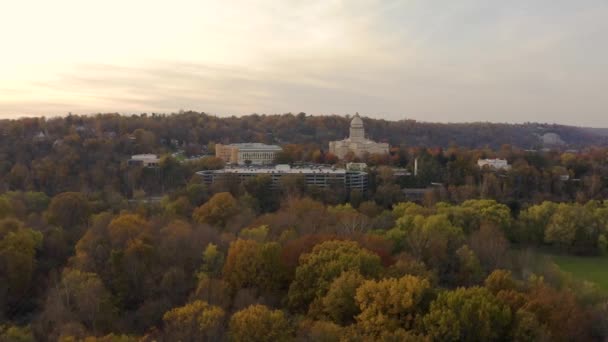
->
<box><xmin>1</xmin><ymin>111</ymin><xmax>607</xmax><ymax>149</ymax></box>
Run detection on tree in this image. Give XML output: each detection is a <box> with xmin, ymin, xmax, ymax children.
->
<box><xmin>38</xmin><ymin>269</ymin><xmax>115</xmax><ymax>337</ymax></box>
<box><xmin>162</xmin><ymin>300</ymin><xmax>225</xmax><ymax>342</ymax></box>
<box><xmin>545</xmin><ymin>203</ymin><xmax>600</xmax><ymax>254</ymax></box>
<box><xmin>239</xmin><ymin>225</ymin><xmax>269</xmax><ymax>242</ymax></box>
<box><xmin>244</xmin><ymin>175</ymin><xmax>277</xmax><ymax>213</ymax></box>
<box><xmin>228</xmin><ymin>305</ymin><xmax>292</xmax><ymax>342</ymax></box>
<box><xmin>469</xmin><ymin>223</ymin><xmax>509</xmax><ymax>271</ymax></box>
<box><xmin>484</xmin><ymin>269</ymin><xmax>517</xmax><ymax>295</ymax></box>
<box><xmin>439</xmin><ymin>200</ymin><xmax>512</xmax><ymax>236</ymax></box>
<box><xmin>0</xmin><ymin>221</ymin><xmax>43</xmax><ymax>307</ymax></box>
<box><xmin>199</xmin><ymin>243</ymin><xmax>224</xmax><ymax>277</ymax></box>
<box><xmin>0</xmin><ymin>197</ymin><xmax>13</xmax><ymax>219</ymax></box>
<box><xmin>455</xmin><ymin>245</ymin><xmax>483</xmax><ymax>286</ymax></box>
<box><xmin>521</xmin><ymin>281</ymin><xmax>592</xmax><ymax>341</ymax></box>
<box><xmin>355</xmin><ymin>275</ymin><xmax>431</xmax><ymax>336</ymax></box>
<box><xmin>0</xmin><ymin>325</ymin><xmax>34</xmax><ymax>342</ymax></box>
<box><xmin>296</xmin><ymin>320</ymin><xmax>344</xmax><ymax>342</ymax></box>
<box><xmin>164</xmin><ymin>196</ymin><xmax>193</xmax><ymax>218</ymax></box>
<box><xmin>222</xmin><ymin>239</ymin><xmax>287</xmax><ymax>293</ymax></box>
<box><xmin>193</xmin><ymin>192</ymin><xmax>239</xmax><ymax>229</ymax></box>
<box><xmin>287</xmin><ymin>240</ymin><xmax>382</xmax><ymax>312</ymax></box>
<box><xmin>516</xmin><ymin>201</ymin><xmax>558</xmax><ymax>245</ymax></box>
<box><xmin>191</xmin><ymin>274</ymin><xmax>231</xmax><ymax>309</ymax></box>
<box><xmin>422</xmin><ymin>287</ymin><xmax>512</xmax><ymax>342</ymax></box>
<box><xmin>45</xmin><ymin>192</ymin><xmax>90</xmax><ymax>231</ymax></box>
<box><xmin>328</xmin><ymin>204</ymin><xmax>371</xmax><ymax>235</ymax></box>
<box><xmin>511</xmin><ymin>309</ymin><xmax>549</xmax><ymax>342</ymax></box>
<box><xmin>319</xmin><ymin>271</ymin><xmax>365</xmax><ymax>324</ymax></box>
<box><xmin>400</xmin><ymin>214</ymin><xmax>464</xmax><ymax>281</ymax></box>
<box><xmin>107</xmin><ymin>213</ymin><xmax>150</xmax><ymax>248</ymax></box>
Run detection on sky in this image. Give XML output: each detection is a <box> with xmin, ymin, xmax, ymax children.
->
<box><xmin>0</xmin><ymin>0</ymin><xmax>607</xmax><ymax>126</ymax></box>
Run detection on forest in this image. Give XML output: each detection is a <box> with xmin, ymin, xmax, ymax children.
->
<box><xmin>0</xmin><ymin>112</ymin><xmax>608</xmax><ymax>341</ymax></box>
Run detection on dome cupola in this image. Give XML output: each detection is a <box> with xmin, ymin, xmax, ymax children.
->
<box><xmin>349</xmin><ymin>112</ymin><xmax>365</xmax><ymax>140</ymax></box>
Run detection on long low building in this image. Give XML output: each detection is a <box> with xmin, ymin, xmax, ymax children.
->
<box><xmin>128</xmin><ymin>154</ymin><xmax>160</xmax><ymax>167</ymax></box>
<box><xmin>197</xmin><ymin>164</ymin><xmax>368</xmax><ymax>191</ymax></box>
<box><xmin>215</xmin><ymin>143</ymin><xmax>282</xmax><ymax>165</ymax></box>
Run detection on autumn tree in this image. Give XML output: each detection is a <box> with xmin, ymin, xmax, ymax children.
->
<box><xmin>422</xmin><ymin>287</ymin><xmax>512</xmax><ymax>341</ymax></box>
<box><xmin>45</xmin><ymin>192</ymin><xmax>90</xmax><ymax>232</ymax></box>
<box><xmin>355</xmin><ymin>275</ymin><xmax>431</xmax><ymax>336</ymax></box>
<box><xmin>162</xmin><ymin>300</ymin><xmax>225</xmax><ymax>342</ymax></box>
<box><xmin>455</xmin><ymin>245</ymin><xmax>484</xmax><ymax>286</ymax></box>
<box><xmin>199</xmin><ymin>243</ymin><xmax>224</xmax><ymax>277</ymax></box>
<box><xmin>469</xmin><ymin>223</ymin><xmax>509</xmax><ymax>271</ymax></box>
<box><xmin>287</xmin><ymin>240</ymin><xmax>382</xmax><ymax>312</ymax></box>
<box><xmin>545</xmin><ymin>203</ymin><xmax>600</xmax><ymax>254</ymax></box>
<box><xmin>192</xmin><ymin>192</ymin><xmax>239</xmax><ymax>229</ymax></box>
<box><xmin>516</xmin><ymin>201</ymin><xmax>558</xmax><ymax>245</ymax></box>
<box><xmin>319</xmin><ymin>271</ymin><xmax>365</xmax><ymax>324</ymax></box>
<box><xmin>37</xmin><ymin>268</ymin><xmax>115</xmax><ymax>338</ymax></box>
<box><xmin>222</xmin><ymin>239</ymin><xmax>287</xmax><ymax>293</ymax></box>
<box><xmin>228</xmin><ymin>304</ymin><xmax>292</xmax><ymax>342</ymax></box>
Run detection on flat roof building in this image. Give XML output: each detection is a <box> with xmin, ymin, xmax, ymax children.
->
<box><xmin>197</xmin><ymin>164</ymin><xmax>368</xmax><ymax>191</ymax></box>
<box><xmin>128</xmin><ymin>154</ymin><xmax>160</xmax><ymax>168</ymax></box>
<box><xmin>477</xmin><ymin>158</ymin><xmax>511</xmax><ymax>170</ymax></box>
<box><xmin>216</xmin><ymin>143</ymin><xmax>282</xmax><ymax>165</ymax></box>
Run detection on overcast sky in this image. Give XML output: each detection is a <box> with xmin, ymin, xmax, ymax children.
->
<box><xmin>1</xmin><ymin>0</ymin><xmax>607</xmax><ymax>126</ymax></box>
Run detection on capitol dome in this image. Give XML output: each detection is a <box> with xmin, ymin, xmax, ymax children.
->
<box><xmin>350</xmin><ymin>113</ymin><xmax>363</xmax><ymax>127</ymax></box>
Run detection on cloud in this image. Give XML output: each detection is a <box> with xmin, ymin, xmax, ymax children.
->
<box><xmin>0</xmin><ymin>0</ymin><xmax>607</xmax><ymax>126</ymax></box>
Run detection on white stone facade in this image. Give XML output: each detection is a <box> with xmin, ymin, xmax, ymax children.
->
<box><xmin>329</xmin><ymin>113</ymin><xmax>389</xmax><ymax>159</ymax></box>
<box><xmin>216</xmin><ymin>143</ymin><xmax>282</xmax><ymax>165</ymax></box>
<box><xmin>129</xmin><ymin>154</ymin><xmax>160</xmax><ymax>167</ymax></box>
<box><xmin>477</xmin><ymin>158</ymin><xmax>511</xmax><ymax>170</ymax></box>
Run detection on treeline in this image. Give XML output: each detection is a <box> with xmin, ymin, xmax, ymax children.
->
<box><xmin>1</xmin><ymin>111</ymin><xmax>608</xmax><ymax>156</ymax></box>
<box><xmin>1</xmin><ymin>188</ymin><xmax>608</xmax><ymax>341</ymax></box>
<box><xmin>1</xmin><ymin>113</ymin><xmax>607</xmax><ymax>205</ymax></box>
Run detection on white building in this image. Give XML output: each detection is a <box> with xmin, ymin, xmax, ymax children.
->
<box><xmin>346</xmin><ymin>162</ymin><xmax>367</xmax><ymax>171</ymax></box>
<box><xmin>197</xmin><ymin>164</ymin><xmax>368</xmax><ymax>191</ymax></box>
<box><xmin>216</xmin><ymin>143</ymin><xmax>282</xmax><ymax>165</ymax></box>
<box><xmin>477</xmin><ymin>158</ymin><xmax>511</xmax><ymax>170</ymax></box>
<box><xmin>129</xmin><ymin>154</ymin><xmax>160</xmax><ymax>167</ymax></box>
<box><xmin>329</xmin><ymin>113</ymin><xmax>389</xmax><ymax>159</ymax></box>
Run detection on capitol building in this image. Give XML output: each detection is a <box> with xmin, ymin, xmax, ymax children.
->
<box><xmin>329</xmin><ymin>113</ymin><xmax>389</xmax><ymax>159</ymax></box>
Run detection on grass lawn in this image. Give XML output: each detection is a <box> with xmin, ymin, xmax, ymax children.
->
<box><xmin>550</xmin><ymin>254</ymin><xmax>608</xmax><ymax>291</ymax></box>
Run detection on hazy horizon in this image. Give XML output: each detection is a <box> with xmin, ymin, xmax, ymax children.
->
<box><xmin>1</xmin><ymin>1</ymin><xmax>607</xmax><ymax>127</ymax></box>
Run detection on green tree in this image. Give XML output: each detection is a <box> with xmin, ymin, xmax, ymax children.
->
<box><xmin>0</xmin><ymin>197</ymin><xmax>13</xmax><ymax>219</ymax></box>
<box><xmin>0</xmin><ymin>325</ymin><xmax>34</xmax><ymax>342</ymax></box>
<box><xmin>455</xmin><ymin>245</ymin><xmax>483</xmax><ymax>286</ymax></box>
<box><xmin>0</xmin><ymin>221</ymin><xmax>43</xmax><ymax>303</ymax></box>
<box><xmin>545</xmin><ymin>203</ymin><xmax>600</xmax><ymax>253</ymax></box>
<box><xmin>239</xmin><ymin>225</ymin><xmax>269</xmax><ymax>242</ymax></box>
<box><xmin>199</xmin><ymin>243</ymin><xmax>224</xmax><ymax>277</ymax></box>
<box><xmin>516</xmin><ymin>201</ymin><xmax>558</xmax><ymax>244</ymax></box>
<box><xmin>243</xmin><ymin>175</ymin><xmax>277</xmax><ymax>213</ymax></box>
<box><xmin>401</xmin><ymin>214</ymin><xmax>464</xmax><ymax>278</ymax></box>
<box><xmin>422</xmin><ymin>287</ymin><xmax>511</xmax><ymax>342</ymax></box>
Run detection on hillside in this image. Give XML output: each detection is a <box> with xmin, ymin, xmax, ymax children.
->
<box><xmin>2</xmin><ymin>112</ymin><xmax>607</xmax><ymax>149</ymax></box>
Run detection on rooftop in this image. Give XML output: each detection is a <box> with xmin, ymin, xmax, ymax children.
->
<box><xmin>198</xmin><ymin>164</ymin><xmax>364</xmax><ymax>175</ymax></box>
<box><xmin>229</xmin><ymin>143</ymin><xmax>282</xmax><ymax>151</ymax></box>
<box><xmin>131</xmin><ymin>154</ymin><xmax>159</xmax><ymax>160</ymax></box>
